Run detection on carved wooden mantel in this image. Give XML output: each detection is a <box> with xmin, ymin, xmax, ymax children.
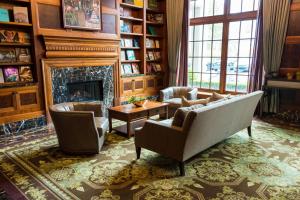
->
<box><xmin>41</xmin><ymin>36</ymin><xmax>120</xmax><ymax>119</ymax></box>
<box><xmin>43</xmin><ymin>36</ymin><xmax>120</xmax><ymax>58</ymax></box>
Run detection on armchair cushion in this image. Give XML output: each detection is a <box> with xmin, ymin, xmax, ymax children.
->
<box><xmin>164</xmin><ymin>98</ymin><xmax>182</xmax><ymax>106</ymax></box>
<box><xmin>181</xmin><ymin>96</ymin><xmax>209</xmax><ymax>107</ymax></box>
<box><xmin>94</xmin><ymin>117</ymin><xmax>109</xmax><ymax>137</ymax></box>
<box><xmin>172</xmin><ymin>104</ymin><xmax>204</xmax><ymax>127</ymax></box>
<box><xmin>160</xmin><ymin>88</ymin><xmax>174</xmax><ymax>101</ymax></box>
<box><xmin>187</xmin><ymin>88</ymin><xmax>198</xmax><ymax>100</ymax></box>
<box><xmin>74</xmin><ymin>102</ymin><xmax>103</xmax><ymax>117</ymax></box>
<box><xmin>208</xmin><ymin>92</ymin><xmax>231</xmax><ymax>102</ymax></box>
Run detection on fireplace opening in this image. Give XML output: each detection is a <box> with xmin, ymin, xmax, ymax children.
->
<box><xmin>67</xmin><ymin>80</ymin><xmax>103</xmax><ymax>102</ymax></box>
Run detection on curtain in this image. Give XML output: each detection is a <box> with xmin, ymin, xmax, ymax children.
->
<box><xmin>166</xmin><ymin>0</ymin><xmax>184</xmax><ymax>86</ymax></box>
<box><xmin>248</xmin><ymin>1</ymin><xmax>264</xmax><ymax>93</ymax></box>
<box><xmin>177</xmin><ymin>0</ymin><xmax>189</xmax><ymax>86</ymax></box>
<box><xmin>263</xmin><ymin>0</ymin><xmax>291</xmax><ymax>113</ymax></box>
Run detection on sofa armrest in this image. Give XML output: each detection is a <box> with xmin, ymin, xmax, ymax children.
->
<box><xmin>160</xmin><ymin>88</ymin><xmax>173</xmax><ymax>102</ymax></box>
<box><xmin>73</xmin><ymin>103</ymin><xmax>103</xmax><ymax>117</ymax></box>
<box><xmin>187</xmin><ymin>88</ymin><xmax>198</xmax><ymax>100</ymax></box>
<box><xmin>135</xmin><ymin>120</ymin><xmax>185</xmax><ymax>160</ymax></box>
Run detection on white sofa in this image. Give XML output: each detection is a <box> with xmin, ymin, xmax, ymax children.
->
<box><xmin>135</xmin><ymin>91</ymin><xmax>264</xmax><ymax>176</ymax></box>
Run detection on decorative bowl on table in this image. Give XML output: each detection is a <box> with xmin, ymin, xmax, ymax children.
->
<box><xmin>134</xmin><ymin>100</ymin><xmax>148</xmax><ymax>107</ymax></box>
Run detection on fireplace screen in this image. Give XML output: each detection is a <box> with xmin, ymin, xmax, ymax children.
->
<box><xmin>67</xmin><ymin>80</ymin><xmax>103</xmax><ymax>102</ymax></box>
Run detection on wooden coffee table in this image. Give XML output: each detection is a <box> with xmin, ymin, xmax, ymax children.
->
<box><xmin>108</xmin><ymin>101</ymin><xmax>168</xmax><ymax>138</ymax></box>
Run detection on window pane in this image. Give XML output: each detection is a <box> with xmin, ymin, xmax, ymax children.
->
<box><xmin>194</xmin><ymin>42</ymin><xmax>203</xmax><ymax>57</ymax></box>
<box><xmin>211</xmin><ymin>58</ymin><xmax>221</xmax><ymax>72</ymax></box>
<box><xmin>228</xmin><ymin>40</ymin><xmax>239</xmax><ymax>57</ymax></box>
<box><xmin>229</xmin><ymin>22</ymin><xmax>240</xmax><ymax>39</ymax></box>
<box><xmin>240</xmin><ymin>20</ymin><xmax>253</xmax><ymax>39</ymax></box>
<box><xmin>194</xmin><ymin>58</ymin><xmax>202</xmax><ymax>72</ymax></box>
<box><xmin>188</xmin><ymin>58</ymin><xmax>193</xmax><ymax>72</ymax></box>
<box><xmin>193</xmin><ymin>73</ymin><xmax>201</xmax><ymax>87</ymax></box>
<box><xmin>214</xmin><ymin>0</ymin><xmax>225</xmax><ymax>15</ymax></box>
<box><xmin>212</xmin><ymin>41</ymin><xmax>222</xmax><ymax>57</ymax></box>
<box><xmin>188</xmin><ymin>73</ymin><xmax>194</xmax><ymax>86</ymax></box>
<box><xmin>195</xmin><ymin>0</ymin><xmax>204</xmax><ymax>18</ymax></box>
<box><xmin>230</xmin><ymin>0</ymin><xmax>242</xmax><ymax>13</ymax></box>
<box><xmin>190</xmin><ymin>1</ymin><xmax>195</xmax><ymax>18</ymax></box>
<box><xmin>237</xmin><ymin>76</ymin><xmax>248</xmax><ymax>92</ymax></box>
<box><xmin>203</xmin><ymin>24</ymin><xmax>213</xmax><ymax>40</ymax></box>
<box><xmin>213</xmin><ymin>23</ymin><xmax>223</xmax><ymax>40</ymax></box>
<box><xmin>239</xmin><ymin>39</ymin><xmax>251</xmax><ymax>57</ymax></box>
<box><xmin>211</xmin><ymin>74</ymin><xmax>220</xmax><ymax>89</ymax></box>
<box><xmin>189</xmin><ymin>42</ymin><xmax>194</xmax><ymax>57</ymax></box>
<box><xmin>242</xmin><ymin>0</ymin><xmax>254</xmax><ymax>12</ymax></box>
<box><xmin>226</xmin><ymin>75</ymin><xmax>237</xmax><ymax>91</ymax></box>
<box><xmin>203</xmin><ymin>58</ymin><xmax>212</xmax><ymax>72</ymax></box>
<box><xmin>203</xmin><ymin>41</ymin><xmax>212</xmax><ymax>57</ymax></box>
<box><xmin>194</xmin><ymin>25</ymin><xmax>203</xmax><ymax>41</ymax></box>
<box><xmin>189</xmin><ymin>26</ymin><xmax>194</xmax><ymax>41</ymax></box>
<box><xmin>238</xmin><ymin>58</ymin><xmax>250</xmax><ymax>74</ymax></box>
<box><xmin>227</xmin><ymin>58</ymin><xmax>237</xmax><ymax>73</ymax></box>
<box><xmin>252</xmin><ymin>20</ymin><xmax>257</xmax><ymax>38</ymax></box>
<box><xmin>201</xmin><ymin>73</ymin><xmax>210</xmax><ymax>88</ymax></box>
<box><xmin>204</xmin><ymin>0</ymin><xmax>214</xmax><ymax>17</ymax></box>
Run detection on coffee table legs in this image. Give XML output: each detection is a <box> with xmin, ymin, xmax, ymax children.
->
<box><xmin>127</xmin><ymin>122</ymin><xmax>131</xmax><ymax>138</ymax></box>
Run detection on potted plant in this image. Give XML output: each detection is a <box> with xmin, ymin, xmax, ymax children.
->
<box><xmin>128</xmin><ymin>96</ymin><xmax>148</xmax><ymax>107</ymax></box>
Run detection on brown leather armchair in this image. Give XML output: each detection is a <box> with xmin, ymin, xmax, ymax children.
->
<box><xmin>49</xmin><ymin>102</ymin><xmax>108</xmax><ymax>154</ymax></box>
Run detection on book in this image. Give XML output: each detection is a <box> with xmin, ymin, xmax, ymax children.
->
<box><xmin>148</xmin><ymin>0</ymin><xmax>158</xmax><ymax>9</ymax></box>
<box><xmin>123</xmin><ymin>64</ymin><xmax>132</xmax><ymax>74</ymax></box>
<box><xmin>133</xmin><ymin>38</ymin><xmax>139</xmax><ymax>47</ymax></box>
<box><xmin>146</xmin><ymin>63</ymin><xmax>152</xmax><ymax>73</ymax></box>
<box><xmin>126</xmin><ymin>50</ymin><xmax>136</xmax><ymax>60</ymax></box>
<box><xmin>0</xmin><ymin>69</ymin><xmax>4</xmax><ymax>83</ymax></box>
<box><xmin>155</xmin><ymin>64</ymin><xmax>162</xmax><ymax>71</ymax></box>
<box><xmin>121</xmin><ymin>21</ymin><xmax>132</xmax><ymax>33</ymax></box>
<box><xmin>148</xmin><ymin>51</ymin><xmax>155</xmax><ymax>60</ymax></box>
<box><xmin>148</xmin><ymin>26</ymin><xmax>157</xmax><ymax>35</ymax></box>
<box><xmin>13</xmin><ymin>7</ymin><xmax>29</xmax><ymax>23</ymax></box>
<box><xmin>19</xmin><ymin>66</ymin><xmax>33</xmax><ymax>82</ymax></box>
<box><xmin>17</xmin><ymin>32</ymin><xmax>30</xmax><ymax>43</ymax></box>
<box><xmin>0</xmin><ymin>48</ymin><xmax>16</xmax><ymax>63</ymax></box>
<box><xmin>154</xmin><ymin>51</ymin><xmax>161</xmax><ymax>60</ymax></box>
<box><xmin>16</xmin><ymin>48</ymin><xmax>31</xmax><ymax>63</ymax></box>
<box><xmin>120</xmin><ymin>39</ymin><xmax>125</xmax><ymax>47</ymax></box>
<box><xmin>155</xmin><ymin>40</ymin><xmax>160</xmax><ymax>48</ymax></box>
<box><xmin>146</xmin><ymin>38</ymin><xmax>151</xmax><ymax>48</ymax></box>
<box><xmin>131</xmin><ymin>63</ymin><xmax>140</xmax><ymax>74</ymax></box>
<box><xmin>121</xmin><ymin>50</ymin><xmax>126</xmax><ymax>60</ymax></box>
<box><xmin>133</xmin><ymin>25</ymin><xmax>142</xmax><ymax>34</ymax></box>
<box><xmin>121</xmin><ymin>64</ymin><xmax>126</xmax><ymax>75</ymax></box>
<box><xmin>0</xmin><ymin>8</ymin><xmax>9</xmax><ymax>22</ymax></box>
<box><xmin>134</xmin><ymin>0</ymin><xmax>144</xmax><ymax>7</ymax></box>
<box><xmin>124</xmin><ymin>38</ymin><xmax>133</xmax><ymax>47</ymax></box>
<box><xmin>3</xmin><ymin>67</ymin><xmax>19</xmax><ymax>82</ymax></box>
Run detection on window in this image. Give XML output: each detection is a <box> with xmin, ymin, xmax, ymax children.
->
<box><xmin>188</xmin><ymin>0</ymin><xmax>259</xmax><ymax>93</ymax></box>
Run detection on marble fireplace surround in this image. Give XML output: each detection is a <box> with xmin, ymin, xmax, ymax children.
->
<box><xmin>42</xmin><ymin>36</ymin><xmax>120</xmax><ymax>120</ymax></box>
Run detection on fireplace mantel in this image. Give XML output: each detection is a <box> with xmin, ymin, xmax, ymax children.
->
<box><xmin>43</xmin><ymin>36</ymin><xmax>120</xmax><ymax>58</ymax></box>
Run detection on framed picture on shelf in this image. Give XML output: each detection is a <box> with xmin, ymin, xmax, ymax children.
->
<box><xmin>3</xmin><ymin>67</ymin><xmax>19</xmax><ymax>82</ymax></box>
<box><xmin>132</xmin><ymin>63</ymin><xmax>140</xmax><ymax>74</ymax></box>
<box><xmin>0</xmin><ymin>48</ymin><xmax>16</xmax><ymax>63</ymax></box>
<box><xmin>19</xmin><ymin>66</ymin><xmax>33</xmax><ymax>82</ymax></box>
<box><xmin>155</xmin><ymin>64</ymin><xmax>162</xmax><ymax>72</ymax></box>
<box><xmin>123</xmin><ymin>64</ymin><xmax>133</xmax><ymax>74</ymax></box>
<box><xmin>0</xmin><ymin>8</ymin><xmax>10</xmax><ymax>22</ymax></box>
<box><xmin>126</xmin><ymin>50</ymin><xmax>136</xmax><ymax>60</ymax></box>
<box><xmin>120</xmin><ymin>39</ymin><xmax>125</xmax><ymax>47</ymax></box>
<box><xmin>17</xmin><ymin>32</ymin><xmax>30</xmax><ymax>43</ymax></box>
<box><xmin>133</xmin><ymin>38</ymin><xmax>139</xmax><ymax>47</ymax></box>
<box><xmin>133</xmin><ymin>25</ymin><xmax>142</xmax><ymax>34</ymax></box>
<box><xmin>0</xmin><ymin>69</ymin><xmax>4</xmax><ymax>83</ymax></box>
<box><xmin>16</xmin><ymin>48</ymin><xmax>31</xmax><ymax>63</ymax></box>
<box><xmin>148</xmin><ymin>51</ymin><xmax>155</xmax><ymax>61</ymax></box>
<box><xmin>13</xmin><ymin>7</ymin><xmax>29</xmax><ymax>23</ymax></box>
<box><xmin>154</xmin><ymin>52</ymin><xmax>161</xmax><ymax>60</ymax></box>
<box><xmin>62</xmin><ymin>0</ymin><xmax>102</xmax><ymax>30</ymax></box>
<box><xmin>124</xmin><ymin>38</ymin><xmax>133</xmax><ymax>47</ymax></box>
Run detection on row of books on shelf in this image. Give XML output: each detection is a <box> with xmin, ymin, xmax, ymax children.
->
<box><xmin>122</xmin><ymin>0</ymin><xmax>144</xmax><ymax>7</ymax></box>
<box><xmin>146</xmin><ymin>38</ymin><xmax>160</xmax><ymax>48</ymax></box>
<box><xmin>147</xmin><ymin>51</ymin><xmax>161</xmax><ymax>61</ymax></box>
<box><xmin>121</xmin><ymin>50</ymin><xmax>136</xmax><ymax>61</ymax></box>
<box><xmin>0</xmin><ymin>7</ymin><xmax>29</xmax><ymax>23</ymax></box>
<box><xmin>0</xmin><ymin>30</ymin><xmax>30</xmax><ymax>43</ymax></box>
<box><xmin>120</xmin><ymin>38</ymin><xmax>140</xmax><ymax>48</ymax></box>
<box><xmin>120</xmin><ymin>20</ymin><xmax>143</xmax><ymax>34</ymax></box>
<box><xmin>121</xmin><ymin>63</ymin><xmax>141</xmax><ymax>75</ymax></box>
<box><xmin>0</xmin><ymin>66</ymin><xmax>33</xmax><ymax>83</ymax></box>
<box><xmin>147</xmin><ymin>63</ymin><xmax>162</xmax><ymax>73</ymax></box>
<box><xmin>0</xmin><ymin>47</ymin><xmax>31</xmax><ymax>63</ymax></box>
<box><xmin>147</xmin><ymin>14</ymin><xmax>163</xmax><ymax>23</ymax></box>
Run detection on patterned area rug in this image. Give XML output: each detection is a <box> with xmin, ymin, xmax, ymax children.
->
<box><xmin>1</xmin><ymin>120</ymin><xmax>300</xmax><ymax>200</ymax></box>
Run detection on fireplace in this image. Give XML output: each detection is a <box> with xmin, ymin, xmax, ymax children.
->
<box><xmin>67</xmin><ymin>80</ymin><xmax>103</xmax><ymax>102</ymax></box>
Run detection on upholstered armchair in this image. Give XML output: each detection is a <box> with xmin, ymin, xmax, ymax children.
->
<box><xmin>49</xmin><ymin>102</ymin><xmax>109</xmax><ymax>154</ymax></box>
<box><xmin>160</xmin><ymin>87</ymin><xmax>198</xmax><ymax>117</ymax></box>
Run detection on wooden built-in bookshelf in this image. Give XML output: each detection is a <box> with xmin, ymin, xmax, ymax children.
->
<box><xmin>119</xmin><ymin>0</ymin><xmax>167</xmax><ymax>102</ymax></box>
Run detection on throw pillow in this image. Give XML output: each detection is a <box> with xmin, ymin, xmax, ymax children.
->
<box><xmin>181</xmin><ymin>96</ymin><xmax>209</xmax><ymax>107</ymax></box>
<box><xmin>208</xmin><ymin>92</ymin><xmax>231</xmax><ymax>102</ymax></box>
<box><xmin>172</xmin><ymin>104</ymin><xmax>204</xmax><ymax>127</ymax></box>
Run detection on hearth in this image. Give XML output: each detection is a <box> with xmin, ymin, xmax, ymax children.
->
<box><xmin>67</xmin><ymin>80</ymin><xmax>104</xmax><ymax>102</ymax></box>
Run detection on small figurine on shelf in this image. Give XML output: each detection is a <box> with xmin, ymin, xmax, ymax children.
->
<box><xmin>296</xmin><ymin>71</ymin><xmax>300</xmax><ymax>81</ymax></box>
<box><xmin>287</xmin><ymin>72</ymin><xmax>294</xmax><ymax>80</ymax></box>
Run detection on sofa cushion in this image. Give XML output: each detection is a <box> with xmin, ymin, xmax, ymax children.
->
<box><xmin>181</xmin><ymin>96</ymin><xmax>209</xmax><ymax>107</ymax></box>
<box><xmin>164</xmin><ymin>98</ymin><xmax>182</xmax><ymax>107</ymax></box>
<box><xmin>172</xmin><ymin>104</ymin><xmax>204</xmax><ymax>127</ymax></box>
<box><xmin>208</xmin><ymin>92</ymin><xmax>231</xmax><ymax>102</ymax></box>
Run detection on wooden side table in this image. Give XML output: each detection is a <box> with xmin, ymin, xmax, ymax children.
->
<box><xmin>108</xmin><ymin>101</ymin><xmax>168</xmax><ymax>138</ymax></box>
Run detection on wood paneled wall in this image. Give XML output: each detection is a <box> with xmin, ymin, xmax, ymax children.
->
<box><xmin>279</xmin><ymin>0</ymin><xmax>300</xmax><ymax>111</ymax></box>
